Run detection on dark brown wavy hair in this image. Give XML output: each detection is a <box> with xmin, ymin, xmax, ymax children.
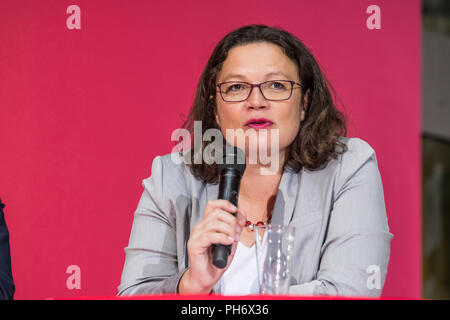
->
<box><xmin>179</xmin><ymin>24</ymin><xmax>348</xmax><ymax>183</ymax></box>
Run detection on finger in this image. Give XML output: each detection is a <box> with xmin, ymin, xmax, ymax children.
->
<box><xmin>206</xmin><ymin>219</ymin><xmax>236</xmax><ymax>240</ymax></box>
<box><xmin>205</xmin><ymin>200</ymin><xmax>237</xmax><ymax>216</ymax></box>
<box><xmin>204</xmin><ymin>232</ymin><xmax>235</xmax><ymax>247</ymax></box>
<box><xmin>191</xmin><ymin>232</ymin><xmax>233</xmax><ymax>253</ymax></box>
<box><xmin>212</xmin><ymin>208</ymin><xmax>239</xmax><ymax>226</ymax></box>
<box><xmin>212</xmin><ymin>209</ymin><xmax>242</xmax><ymax>240</ymax></box>
<box><xmin>236</xmin><ymin>208</ymin><xmax>247</xmax><ymax>228</ymax></box>
<box><xmin>193</xmin><ymin>208</ymin><xmax>237</xmax><ymax>241</ymax></box>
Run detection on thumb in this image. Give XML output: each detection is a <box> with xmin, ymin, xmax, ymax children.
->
<box><xmin>236</xmin><ymin>207</ymin><xmax>247</xmax><ymax>228</ymax></box>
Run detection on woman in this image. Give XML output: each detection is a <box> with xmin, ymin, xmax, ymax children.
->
<box><xmin>118</xmin><ymin>24</ymin><xmax>393</xmax><ymax>297</ymax></box>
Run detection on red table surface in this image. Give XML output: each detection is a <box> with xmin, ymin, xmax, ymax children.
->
<box><xmin>53</xmin><ymin>294</ymin><xmax>407</xmax><ymax>300</ymax></box>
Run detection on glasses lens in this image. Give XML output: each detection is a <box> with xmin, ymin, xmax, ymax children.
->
<box><xmin>261</xmin><ymin>80</ymin><xmax>292</xmax><ymax>100</ymax></box>
<box><xmin>220</xmin><ymin>82</ymin><xmax>251</xmax><ymax>102</ymax></box>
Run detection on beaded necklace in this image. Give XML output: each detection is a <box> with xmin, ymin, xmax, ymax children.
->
<box><xmin>245</xmin><ymin>220</ymin><xmax>268</xmax><ymax>231</ymax></box>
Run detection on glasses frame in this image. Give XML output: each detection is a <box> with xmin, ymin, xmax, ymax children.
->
<box><xmin>216</xmin><ymin>79</ymin><xmax>304</xmax><ymax>102</ymax></box>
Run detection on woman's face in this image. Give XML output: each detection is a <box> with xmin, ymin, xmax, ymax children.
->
<box><xmin>214</xmin><ymin>42</ymin><xmax>307</xmax><ymax>166</ymax></box>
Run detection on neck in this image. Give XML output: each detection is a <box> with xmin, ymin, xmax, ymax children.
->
<box><xmin>238</xmin><ymin>149</ymin><xmax>286</xmax><ymax>201</ymax></box>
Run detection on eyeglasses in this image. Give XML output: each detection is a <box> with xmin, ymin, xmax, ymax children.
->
<box><xmin>216</xmin><ymin>80</ymin><xmax>304</xmax><ymax>102</ymax></box>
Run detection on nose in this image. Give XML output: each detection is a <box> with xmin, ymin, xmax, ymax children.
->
<box><xmin>245</xmin><ymin>85</ymin><xmax>268</xmax><ymax>110</ymax></box>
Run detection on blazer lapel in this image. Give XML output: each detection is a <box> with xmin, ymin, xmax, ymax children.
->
<box><xmin>271</xmin><ymin>168</ymin><xmax>300</xmax><ymax>226</ymax></box>
<box><xmin>206</xmin><ymin>182</ymin><xmax>219</xmax><ymax>202</ymax></box>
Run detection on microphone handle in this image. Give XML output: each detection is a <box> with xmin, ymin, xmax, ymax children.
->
<box><xmin>218</xmin><ymin>169</ymin><xmax>241</xmax><ymax>206</ymax></box>
<box><xmin>212</xmin><ymin>168</ymin><xmax>242</xmax><ymax>269</ymax></box>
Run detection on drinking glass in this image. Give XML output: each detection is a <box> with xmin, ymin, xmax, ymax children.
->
<box><xmin>254</xmin><ymin>224</ymin><xmax>295</xmax><ymax>294</ymax></box>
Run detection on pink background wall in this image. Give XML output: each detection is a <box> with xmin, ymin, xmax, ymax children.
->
<box><xmin>0</xmin><ymin>0</ymin><xmax>421</xmax><ymax>299</ymax></box>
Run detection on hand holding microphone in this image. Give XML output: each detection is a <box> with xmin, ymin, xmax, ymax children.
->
<box><xmin>212</xmin><ymin>145</ymin><xmax>246</xmax><ymax>268</ymax></box>
<box><xmin>178</xmin><ymin>145</ymin><xmax>247</xmax><ymax>294</ymax></box>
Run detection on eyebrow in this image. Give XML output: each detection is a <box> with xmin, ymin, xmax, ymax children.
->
<box><xmin>220</xmin><ymin>71</ymin><xmax>292</xmax><ymax>82</ymax></box>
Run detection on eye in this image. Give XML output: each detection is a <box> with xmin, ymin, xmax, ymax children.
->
<box><xmin>269</xmin><ymin>81</ymin><xmax>287</xmax><ymax>90</ymax></box>
<box><xmin>226</xmin><ymin>84</ymin><xmax>245</xmax><ymax>93</ymax></box>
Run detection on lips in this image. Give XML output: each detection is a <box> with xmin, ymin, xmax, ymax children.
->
<box><xmin>245</xmin><ymin>118</ymin><xmax>274</xmax><ymax>129</ymax></box>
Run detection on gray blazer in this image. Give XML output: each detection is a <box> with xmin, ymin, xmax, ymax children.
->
<box><xmin>118</xmin><ymin>137</ymin><xmax>393</xmax><ymax>297</ymax></box>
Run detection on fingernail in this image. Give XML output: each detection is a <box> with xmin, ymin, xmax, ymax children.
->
<box><xmin>235</xmin><ymin>233</ymin><xmax>240</xmax><ymax>241</ymax></box>
<box><xmin>236</xmin><ymin>225</ymin><xmax>242</xmax><ymax>233</ymax></box>
<box><xmin>228</xmin><ymin>236</ymin><xmax>234</xmax><ymax>242</ymax></box>
<box><xmin>229</xmin><ymin>204</ymin><xmax>237</xmax><ymax>211</ymax></box>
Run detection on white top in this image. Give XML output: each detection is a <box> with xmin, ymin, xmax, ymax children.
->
<box><xmin>219</xmin><ymin>242</ymin><xmax>259</xmax><ymax>295</ymax></box>
<box><xmin>219</xmin><ymin>233</ymin><xmax>268</xmax><ymax>295</ymax></box>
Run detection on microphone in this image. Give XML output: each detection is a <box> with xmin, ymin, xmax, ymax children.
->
<box><xmin>212</xmin><ymin>144</ymin><xmax>246</xmax><ymax>269</ymax></box>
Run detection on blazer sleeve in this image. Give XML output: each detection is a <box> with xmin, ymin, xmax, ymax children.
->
<box><xmin>290</xmin><ymin>139</ymin><xmax>393</xmax><ymax>297</ymax></box>
<box><xmin>0</xmin><ymin>200</ymin><xmax>15</xmax><ymax>300</ymax></box>
<box><xmin>117</xmin><ymin>155</ymin><xmax>189</xmax><ymax>295</ymax></box>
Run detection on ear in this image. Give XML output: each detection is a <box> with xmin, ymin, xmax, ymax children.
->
<box><xmin>215</xmin><ymin>111</ymin><xmax>221</xmax><ymax>127</ymax></box>
<box><xmin>300</xmin><ymin>106</ymin><xmax>306</xmax><ymax>122</ymax></box>
<box><xmin>300</xmin><ymin>89</ymin><xmax>310</xmax><ymax>122</ymax></box>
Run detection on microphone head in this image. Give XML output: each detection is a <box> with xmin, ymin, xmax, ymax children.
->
<box><xmin>217</xmin><ymin>143</ymin><xmax>246</xmax><ymax>175</ymax></box>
